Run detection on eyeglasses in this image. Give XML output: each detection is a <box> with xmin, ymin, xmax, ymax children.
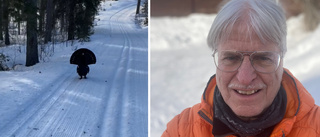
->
<box><xmin>213</xmin><ymin>50</ymin><xmax>282</xmax><ymax>73</ymax></box>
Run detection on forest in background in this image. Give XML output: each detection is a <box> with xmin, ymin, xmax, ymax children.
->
<box><xmin>0</xmin><ymin>0</ymin><xmax>148</xmax><ymax>68</ymax></box>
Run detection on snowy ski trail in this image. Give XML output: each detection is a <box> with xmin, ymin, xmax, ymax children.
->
<box><xmin>0</xmin><ymin>0</ymin><xmax>148</xmax><ymax>137</ymax></box>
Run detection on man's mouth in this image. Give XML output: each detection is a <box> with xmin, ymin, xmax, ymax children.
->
<box><xmin>235</xmin><ymin>90</ymin><xmax>259</xmax><ymax>95</ymax></box>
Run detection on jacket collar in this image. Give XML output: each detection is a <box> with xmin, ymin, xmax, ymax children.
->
<box><xmin>198</xmin><ymin>68</ymin><xmax>315</xmax><ymax>136</ymax></box>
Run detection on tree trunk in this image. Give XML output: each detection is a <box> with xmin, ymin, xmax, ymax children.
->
<box><xmin>67</xmin><ymin>0</ymin><xmax>75</xmax><ymax>40</ymax></box>
<box><xmin>45</xmin><ymin>0</ymin><xmax>54</xmax><ymax>43</ymax></box>
<box><xmin>0</xmin><ymin>0</ymin><xmax>3</xmax><ymax>41</ymax></box>
<box><xmin>18</xmin><ymin>21</ymin><xmax>21</xmax><ymax>35</ymax></box>
<box><xmin>39</xmin><ymin>0</ymin><xmax>46</xmax><ymax>35</ymax></box>
<box><xmin>3</xmin><ymin>0</ymin><xmax>10</xmax><ymax>45</ymax></box>
<box><xmin>26</xmin><ymin>0</ymin><xmax>39</xmax><ymax>66</ymax></box>
<box><xmin>136</xmin><ymin>0</ymin><xmax>141</xmax><ymax>14</ymax></box>
<box><xmin>60</xmin><ymin>14</ymin><xmax>65</xmax><ymax>33</ymax></box>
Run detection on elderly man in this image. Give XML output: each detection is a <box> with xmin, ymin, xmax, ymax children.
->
<box><xmin>162</xmin><ymin>0</ymin><xmax>320</xmax><ymax>136</ymax></box>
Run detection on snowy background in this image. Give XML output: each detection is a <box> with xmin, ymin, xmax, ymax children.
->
<box><xmin>151</xmin><ymin>14</ymin><xmax>320</xmax><ymax>136</ymax></box>
<box><xmin>0</xmin><ymin>0</ymin><xmax>148</xmax><ymax>136</ymax></box>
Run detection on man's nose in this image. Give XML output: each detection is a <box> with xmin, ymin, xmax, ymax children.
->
<box><xmin>236</xmin><ymin>57</ymin><xmax>257</xmax><ymax>85</ymax></box>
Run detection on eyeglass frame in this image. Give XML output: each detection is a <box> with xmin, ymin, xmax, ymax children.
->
<box><xmin>212</xmin><ymin>50</ymin><xmax>283</xmax><ymax>73</ymax></box>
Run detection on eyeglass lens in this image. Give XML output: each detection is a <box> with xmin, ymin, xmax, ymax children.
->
<box><xmin>214</xmin><ymin>51</ymin><xmax>280</xmax><ymax>73</ymax></box>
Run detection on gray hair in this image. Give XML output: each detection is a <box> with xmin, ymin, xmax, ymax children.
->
<box><xmin>207</xmin><ymin>0</ymin><xmax>287</xmax><ymax>56</ymax></box>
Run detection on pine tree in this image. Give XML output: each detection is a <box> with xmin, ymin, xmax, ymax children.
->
<box><xmin>74</xmin><ymin>0</ymin><xmax>100</xmax><ymax>41</ymax></box>
<box><xmin>39</xmin><ymin>0</ymin><xmax>46</xmax><ymax>35</ymax></box>
<box><xmin>10</xmin><ymin>0</ymin><xmax>26</xmax><ymax>35</ymax></box>
<box><xmin>0</xmin><ymin>0</ymin><xmax>3</xmax><ymax>41</ymax></box>
<box><xmin>25</xmin><ymin>0</ymin><xmax>39</xmax><ymax>66</ymax></box>
<box><xmin>45</xmin><ymin>0</ymin><xmax>54</xmax><ymax>43</ymax></box>
<box><xmin>67</xmin><ymin>0</ymin><xmax>76</xmax><ymax>40</ymax></box>
<box><xmin>3</xmin><ymin>0</ymin><xmax>10</xmax><ymax>45</ymax></box>
<box><xmin>54</xmin><ymin>0</ymin><xmax>68</xmax><ymax>34</ymax></box>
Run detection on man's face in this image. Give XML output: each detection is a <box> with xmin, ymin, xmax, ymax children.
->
<box><xmin>215</xmin><ymin>23</ymin><xmax>284</xmax><ymax>119</ymax></box>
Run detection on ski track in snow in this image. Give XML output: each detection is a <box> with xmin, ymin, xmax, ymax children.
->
<box><xmin>0</xmin><ymin>0</ymin><xmax>148</xmax><ymax>137</ymax></box>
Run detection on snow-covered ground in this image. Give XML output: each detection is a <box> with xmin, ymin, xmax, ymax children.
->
<box><xmin>151</xmin><ymin>14</ymin><xmax>320</xmax><ymax>136</ymax></box>
<box><xmin>0</xmin><ymin>0</ymin><xmax>148</xmax><ymax>137</ymax></box>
